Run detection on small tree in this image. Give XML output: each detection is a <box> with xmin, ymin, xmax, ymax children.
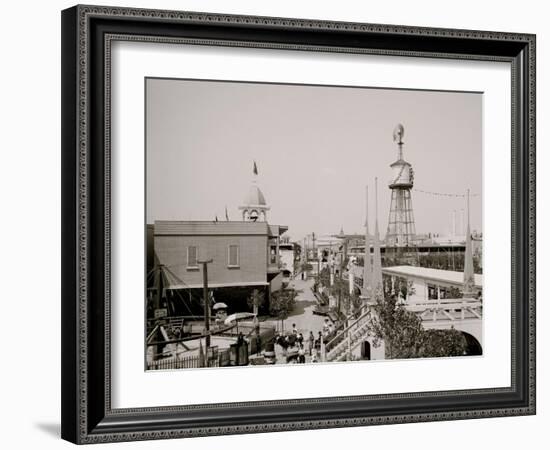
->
<box><xmin>293</xmin><ymin>242</ymin><xmax>302</xmax><ymax>264</ymax></box>
<box><xmin>247</xmin><ymin>289</ymin><xmax>265</xmax><ymax>315</ymax></box>
<box><xmin>383</xmin><ymin>275</ymin><xmax>415</xmax><ymax>301</ymax></box>
<box><xmin>317</xmin><ymin>266</ymin><xmax>331</xmax><ymax>289</ymax></box>
<box><xmin>269</xmin><ymin>289</ymin><xmax>297</xmax><ymax>330</ymax></box>
<box><xmin>419</xmin><ymin>328</ymin><xmax>466</xmax><ymax>357</ymax></box>
<box><xmin>447</xmin><ymin>286</ymin><xmax>462</xmax><ymax>299</ymax></box>
<box><xmin>369</xmin><ymin>295</ymin><xmax>424</xmax><ymax>359</ymax></box>
<box><xmin>369</xmin><ymin>295</ymin><xmax>467</xmax><ymax>359</ymax></box>
<box><xmin>345</xmin><ymin>291</ymin><xmax>363</xmax><ymax>318</ymax></box>
<box><xmin>313</xmin><ymin>266</ymin><xmax>331</xmax><ymax>296</ymax></box>
<box><xmin>328</xmin><ymin>278</ymin><xmax>348</xmax><ymax>318</ymax></box>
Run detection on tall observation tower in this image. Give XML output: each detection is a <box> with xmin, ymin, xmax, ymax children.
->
<box><xmin>386</xmin><ymin>124</ymin><xmax>416</xmax><ymax>249</ymax></box>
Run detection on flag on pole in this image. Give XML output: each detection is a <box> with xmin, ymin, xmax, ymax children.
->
<box><xmin>253</xmin><ymin>160</ymin><xmax>258</xmax><ymax>176</ymax></box>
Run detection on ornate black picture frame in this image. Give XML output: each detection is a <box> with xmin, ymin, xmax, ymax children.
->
<box><xmin>61</xmin><ymin>4</ymin><xmax>536</xmax><ymax>444</ymax></box>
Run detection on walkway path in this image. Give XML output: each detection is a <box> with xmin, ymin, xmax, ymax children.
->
<box><xmin>264</xmin><ymin>275</ymin><xmax>327</xmax><ymax>364</ymax></box>
<box><xmin>282</xmin><ymin>275</ymin><xmax>325</xmax><ymax>335</ymax></box>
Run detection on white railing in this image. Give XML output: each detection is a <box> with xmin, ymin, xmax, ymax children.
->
<box><xmin>406</xmin><ymin>299</ymin><xmax>482</xmax><ymax>322</ymax></box>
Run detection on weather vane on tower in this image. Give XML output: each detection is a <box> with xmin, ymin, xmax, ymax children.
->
<box><xmin>392</xmin><ymin>123</ymin><xmax>405</xmax><ymax>160</ymax></box>
<box><xmin>386</xmin><ymin>123</ymin><xmax>416</xmax><ymax>250</ymax></box>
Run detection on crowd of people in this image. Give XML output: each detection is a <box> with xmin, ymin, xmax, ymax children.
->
<box><xmin>273</xmin><ymin>319</ymin><xmax>340</xmax><ymax>364</ymax></box>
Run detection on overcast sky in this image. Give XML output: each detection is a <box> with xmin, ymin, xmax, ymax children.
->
<box><xmin>146</xmin><ymin>78</ymin><xmax>482</xmax><ymax>241</ymax></box>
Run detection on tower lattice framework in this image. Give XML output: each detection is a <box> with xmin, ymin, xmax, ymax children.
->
<box><xmin>386</xmin><ymin>124</ymin><xmax>416</xmax><ymax>248</ymax></box>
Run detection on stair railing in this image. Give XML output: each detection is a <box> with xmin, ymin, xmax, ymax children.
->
<box><xmin>325</xmin><ymin>305</ymin><xmax>371</xmax><ymax>357</ymax></box>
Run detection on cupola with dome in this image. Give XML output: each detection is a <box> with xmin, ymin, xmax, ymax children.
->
<box><xmin>239</xmin><ymin>161</ymin><xmax>270</xmax><ymax>222</ymax></box>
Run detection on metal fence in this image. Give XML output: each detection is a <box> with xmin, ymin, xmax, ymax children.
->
<box><xmin>147</xmin><ymin>350</ymin><xmax>220</xmax><ymax>370</ymax></box>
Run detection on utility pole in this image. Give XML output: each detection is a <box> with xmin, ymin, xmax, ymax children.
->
<box><xmin>152</xmin><ymin>264</ymin><xmax>164</xmax><ymax>361</ymax></box>
<box><xmin>302</xmin><ymin>237</ymin><xmax>307</xmax><ymax>280</ymax></box>
<box><xmin>198</xmin><ymin>259</ymin><xmax>213</xmax><ymax>359</ymax></box>
<box><xmin>154</xmin><ymin>264</ymin><xmax>163</xmax><ymax>312</ymax></box>
<box><xmin>337</xmin><ymin>252</ymin><xmax>343</xmax><ymax>316</ymax></box>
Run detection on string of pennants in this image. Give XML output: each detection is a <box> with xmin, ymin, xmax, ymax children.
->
<box><xmin>413</xmin><ymin>188</ymin><xmax>480</xmax><ymax>198</ymax></box>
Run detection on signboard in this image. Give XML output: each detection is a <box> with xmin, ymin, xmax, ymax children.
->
<box><xmin>154</xmin><ymin>308</ymin><xmax>168</xmax><ymax>319</ymax></box>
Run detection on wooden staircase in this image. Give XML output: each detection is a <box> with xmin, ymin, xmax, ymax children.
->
<box><xmin>325</xmin><ymin>307</ymin><xmax>371</xmax><ymax>362</ymax></box>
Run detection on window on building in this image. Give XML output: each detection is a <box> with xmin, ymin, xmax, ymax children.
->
<box><xmin>428</xmin><ymin>284</ymin><xmax>437</xmax><ymax>300</ymax></box>
<box><xmin>228</xmin><ymin>245</ymin><xmax>239</xmax><ymax>267</ymax></box>
<box><xmin>270</xmin><ymin>247</ymin><xmax>278</xmax><ymax>265</ymax></box>
<box><xmin>187</xmin><ymin>246</ymin><xmax>198</xmax><ymax>268</ymax></box>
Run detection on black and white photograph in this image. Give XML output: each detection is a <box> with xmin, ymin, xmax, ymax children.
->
<box><xmin>0</xmin><ymin>0</ymin><xmax>544</xmax><ymax>447</ymax></box>
<box><xmin>145</xmin><ymin>78</ymin><xmax>483</xmax><ymax>370</ymax></box>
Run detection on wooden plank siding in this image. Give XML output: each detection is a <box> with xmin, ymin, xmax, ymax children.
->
<box><xmin>154</xmin><ymin>221</ymin><xmax>283</xmax><ymax>289</ymax></box>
